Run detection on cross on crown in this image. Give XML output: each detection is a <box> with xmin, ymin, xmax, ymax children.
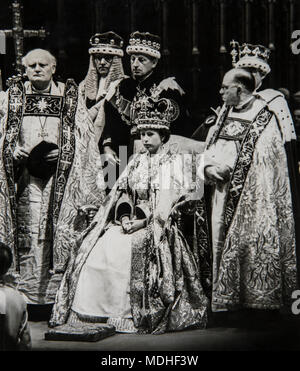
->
<box><xmin>239</xmin><ymin>43</ymin><xmax>270</xmax><ymax>61</ymax></box>
<box><xmin>230</xmin><ymin>40</ymin><xmax>271</xmax><ymax>75</ymax></box>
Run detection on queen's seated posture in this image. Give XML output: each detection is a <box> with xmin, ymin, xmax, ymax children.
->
<box><xmin>49</xmin><ymin>95</ymin><xmax>208</xmax><ymax>334</ymax></box>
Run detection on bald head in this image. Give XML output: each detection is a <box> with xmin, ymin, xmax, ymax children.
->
<box><xmin>294</xmin><ymin>109</ymin><xmax>300</xmax><ymax>126</ymax></box>
<box><xmin>22</xmin><ymin>49</ymin><xmax>57</xmax><ymax>90</ymax></box>
<box><xmin>220</xmin><ymin>68</ymin><xmax>255</xmax><ymax>107</ymax></box>
<box><xmin>225</xmin><ymin>68</ymin><xmax>255</xmax><ymax>93</ymax></box>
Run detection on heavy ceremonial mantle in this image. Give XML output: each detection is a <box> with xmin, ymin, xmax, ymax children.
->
<box><xmin>0</xmin><ymin>80</ymin><xmax>78</xmax><ymax>271</ymax></box>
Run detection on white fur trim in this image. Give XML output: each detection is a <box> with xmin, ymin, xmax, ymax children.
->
<box><xmin>257</xmin><ymin>88</ymin><xmax>283</xmax><ymax>102</ymax></box>
<box><xmin>236</xmin><ymin>56</ymin><xmax>270</xmax><ymax>74</ymax></box>
<box><xmin>89</xmin><ymin>46</ymin><xmax>124</xmax><ymax>57</ymax></box>
<box><xmin>106</xmin><ymin>317</ymin><xmax>137</xmax><ymax>333</ymax></box>
<box><xmin>126</xmin><ymin>45</ymin><xmax>161</xmax><ymax>59</ymax></box>
<box><xmin>137</xmin><ymin>123</ymin><xmax>169</xmax><ymax>131</ymax></box>
<box><xmin>258</xmin><ymin>90</ymin><xmax>296</xmax><ymax>142</ymax></box>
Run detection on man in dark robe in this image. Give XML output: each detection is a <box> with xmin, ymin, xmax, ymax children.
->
<box><xmin>101</xmin><ymin>31</ymin><xmax>192</xmax><ymax>187</ymax></box>
<box><xmin>79</xmin><ymin>31</ymin><xmax>126</xmax><ymax>147</ymax></box>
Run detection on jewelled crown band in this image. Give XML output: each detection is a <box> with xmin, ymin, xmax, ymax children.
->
<box><xmin>126</xmin><ymin>31</ymin><xmax>161</xmax><ymax>59</ymax></box>
<box><xmin>132</xmin><ymin>95</ymin><xmax>177</xmax><ymax>131</ymax></box>
<box><xmin>88</xmin><ymin>31</ymin><xmax>161</xmax><ymax>59</ymax></box>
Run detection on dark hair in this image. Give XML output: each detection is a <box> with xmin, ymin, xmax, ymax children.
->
<box><xmin>0</xmin><ymin>243</ymin><xmax>13</xmax><ymax>277</ymax></box>
<box><xmin>231</xmin><ymin>68</ymin><xmax>256</xmax><ymax>93</ymax></box>
<box><xmin>244</xmin><ymin>66</ymin><xmax>267</xmax><ymax>79</ymax></box>
<box><xmin>159</xmin><ymin>128</ymin><xmax>170</xmax><ymax>143</ymax></box>
<box><xmin>138</xmin><ymin>127</ymin><xmax>170</xmax><ymax>143</ymax></box>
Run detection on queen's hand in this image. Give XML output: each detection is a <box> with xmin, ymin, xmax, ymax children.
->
<box><xmin>121</xmin><ymin>216</ymin><xmax>146</xmax><ymax>234</ymax></box>
<box><xmin>104</xmin><ymin>145</ymin><xmax>120</xmax><ymax>165</ymax></box>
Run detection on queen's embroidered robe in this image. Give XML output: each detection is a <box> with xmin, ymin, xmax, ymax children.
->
<box><xmin>49</xmin><ymin>141</ymin><xmax>208</xmax><ymax>333</ymax></box>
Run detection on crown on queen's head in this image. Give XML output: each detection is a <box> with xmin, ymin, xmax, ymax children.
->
<box><xmin>89</xmin><ymin>31</ymin><xmax>124</xmax><ymax>57</ymax></box>
<box><xmin>134</xmin><ymin>95</ymin><xmax>175</xmax><ymax>131</ymax></box>
<box><xmin>126</xmin><ymin>31</ymin><xmax>161</xmax><ymax>59</ymax></box>
<box><xmin>230</xmin><ymin>40</ymin><xmax>271</xmax><ymax>75</ymax></box>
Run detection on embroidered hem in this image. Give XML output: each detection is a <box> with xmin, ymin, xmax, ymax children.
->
<box><xmin>68</xmin><ymin>310</ymin><xmax>137</xmax><ymax>333</ymax></box>
<box><xmin>107</xmin><ymin>317</ymin><xmax>138</xmax><ymax>333</ymax></box>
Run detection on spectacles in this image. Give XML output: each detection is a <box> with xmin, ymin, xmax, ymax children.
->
<box><xmin>220</xmin><ymin>84</ymin><xmax>239</xmax><ymax>91</ymax></box>
<box><xmin>94</xmin><ymin>55</ymin><xmax>113</xmax><ymax>63</ymax></box>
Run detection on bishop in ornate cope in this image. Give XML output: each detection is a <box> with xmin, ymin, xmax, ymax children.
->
<box><xmin>199</xmin><ymin>68</ymin><xmax>297</xmax><ymax>312</ymax></box>
<box><xmin>0</xmin><ymin>49</ymin><xmax>105</xmax><ymax>306</ymax></box>
<box><xmin>79</xmin><ymin>31</ymin><xmax>126</xmax><ymax>147</ymax></box>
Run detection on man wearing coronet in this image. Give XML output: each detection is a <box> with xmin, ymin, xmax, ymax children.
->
<box><xmin>230</xmin><ymin>40</ymin><xmax>296</xmax><ymax>145</ymax></box>
<box><xmin>101</xmin><ymin>31</ymin><xmax>192</xmax><ymax>169</ymax></box>
<box><xmin>80</xmin><ymin>31</ymin><xmax>126</xmax><ymax>146</ymax></box>
<box><xmin>230</xmin><ymin>41</ymin><xmax>300</xmax><ymax>284</ymax></box>
<box><xmin>199</xmin><ymin>67</ymin><xmax>297</xmax><ymax>313</ymax></box>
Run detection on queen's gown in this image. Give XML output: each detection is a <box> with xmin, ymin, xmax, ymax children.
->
<box><xmin>49</xmin><ymin>140</ymin><xmax>208</xmax><ymax>333</ymax></box>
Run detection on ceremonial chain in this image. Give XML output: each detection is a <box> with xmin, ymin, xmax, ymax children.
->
<box><xmin>38</xmin><ymin>116</ymin><xmax>49</xmax><ymax>139</ymax></box>
<box><xmin>115</xmin><ymin>87</ymin><xmax>131</xmax><ymax>125</ymax></box>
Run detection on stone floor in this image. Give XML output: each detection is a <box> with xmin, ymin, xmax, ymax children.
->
<box><xmin>29</xmin><ymin>311</ymin><xmax>300</xmax><ymax>351</ymax></box>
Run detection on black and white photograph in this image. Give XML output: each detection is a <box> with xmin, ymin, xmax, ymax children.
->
<box><xmin>0</xmin><ymin>0</ymin><xmax>300</xmax><ymax>359</ymax></box>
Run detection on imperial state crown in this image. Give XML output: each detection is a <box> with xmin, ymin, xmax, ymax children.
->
<box><xmin>133</xmin><ymin>94</ymin><xmax>177</xmax><ymax>131</ymax></box>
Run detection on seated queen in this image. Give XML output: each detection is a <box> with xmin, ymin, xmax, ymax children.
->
<box><xmin>49</xmin><ymin>95</ymin><xmax>208</xmax><ymax>334</ymax></box>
